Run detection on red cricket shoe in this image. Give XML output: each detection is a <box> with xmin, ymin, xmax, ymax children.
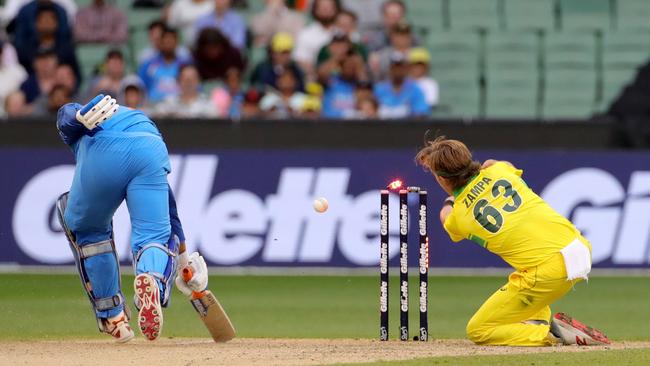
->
<box><xmin>134</xmin><ymin>273</ymin><xmax>163</xmax><ymax>341</ymax></box>
<box><xmin>551</xmin><ymin>312</ymin><xmax>611</xmax><ymax>345</ymax></box>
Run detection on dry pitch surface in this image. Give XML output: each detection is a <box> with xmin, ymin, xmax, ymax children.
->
<box><xmin>2</xmin><ymin>338</ymin><xmax>650</xmax><ymax>366</ymax></box>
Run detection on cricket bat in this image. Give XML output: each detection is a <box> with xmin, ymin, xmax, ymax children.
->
<box><xmin>179</xmin><ymin>246</ymin><xmax>236</xmax><ymax>342</ymax></box>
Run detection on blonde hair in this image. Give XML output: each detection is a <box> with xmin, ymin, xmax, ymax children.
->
<box><xmin>415</xmin><ymin>136</ymin><xmax>481</xmax><ymax>189</ymax></box>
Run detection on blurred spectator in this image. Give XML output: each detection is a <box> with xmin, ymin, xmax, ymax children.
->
<box><xmin>369</xmin><ymin>21</ymin><xmax>413</xmax><ymax>81</ymax></box>
<box><xmin>259</xmin><ymin>69</ymin><xmax>306</xmax><ymax>118</ymax></box>
<box><xmin>341</xmin><ymin>0</ymin><xmax>382</xmax><ymax>31</ymax></box>
<box><xmin>250</xmin><ymin>0</ymin><xmax>305</xmax><ymax>47</ymax></box>
<box><xmin>408</xmin><ymin>47</ymin><xmax>438</xmax><ymax>109</ymax></box>
<box><xmin>2</xmin><ymin>0</ymin><xmax>76</xmax><ymax>28</ymax></box>
<box><xmin>193</xmin><ymin>27</ymin><xmax>245</xmax><ymax>81</ymax></box>
<box><xmin>54</xmin><ymin>63</ymin><xmax>77</xmax><ymax>98</ymax></box>
<box><xmin>138</xmin><ymin>27</ymin><xmax>190</xmax><ymax>103</ymax></box>
<box><xmin>32</xmin><ymin>83</ymin><xmax>72</xmax><ymax>116</ymax></box>
<box><xmin>4</xmin><ymin>90</ymin><xmax>32</xmax><ymax>117</ymax></box>
<box><xmin>134</xmin><ymin>0</ymin><xmax>165</xmax><ymax>7</ymax></box>
<box><xmin>373</xmin><ymin>51</ymin><xmax>429</xmax><ymax>118</ymax></box>
<box><xmin>119</xmin><ymin>75</ymin><xmax>148</xmax><ymax>111</ymax></box>
<box><xmin>354</xmin><ymin>96</ymin><xmax>379</xmax><ymax>119</ymax></box>
<box><xmin>250</xmin><ymin>32</ymin><xmax>305</xmax><ymax>92</ymax></box>
<box><xmin>364</xmin><ymin>0</ymin><xmax>408</xmax><ymax>52</ymax></box>
<box><xmin>13</xmin><ymin>2</ymin><xmax>80</xmax><ymax>82</ymax></box>
<box><xmin>139</xmin><ymin>20</ymin><xmax>192</xmax><ymax>65</ymax></box>
<box><xmin>20</xmin><ymin>48</ymin><xmax>58</xmax><ymax>104</ymax></box>
<box><xmin>167</xmin><ymin>0</ymin><xmax>214</xmax><ymax>45</ymax></box>
<box><xmin>86</xmin><ymin>49</ymin><xmax>126</xmax><ymax>100</ymax></box>
<box><xmin>154</xmin><ymin>64</ymin><xmax>217</xmax><ymax>118</ymax></box>
<box><xmin>0</xmin><ymin>42</ymin><xmax>28</xmax><ymax>110</ymax></box>
<box><xmin>74</xmin><ymin>0</ymin><xmax>127</xmax><ymax>44</ymax></box>
<box><xmin>222</xmin><ymin>66</ymin><xmax>244</xmax><ymax>117</ymax></box>
<box><xmin>240</xmin><ymin>88</ymin><xmax>263</xmax><ymax>119</ymax></box>
<box><xmin>293</xmin><ymin>0</ymin><xmax>341</xmax><ymax>79</ymax></box>
<box><xmin>318</xmin><ymin>46</ymin><xmax>368</xmax><ymax>118</ymax></box>
<box><xmin>193</xmin><ymin>0</ymin><xmax>247</xmax><ymax>50</ymax></box>
<box><xmin>355</xmin><ymin>79</ymin><xmax>373</xmax><ymax>101</ymax></box>
<box><xmin>299</xmin><ymin>95</ymin><xmax>322</xmax><ymax>119</ymax></box>
<box><xmin>316</xmin><ymin>9</ymin><xmax>369</xmax><ymax>66</ymax></box>
<box><xmin>333</xmin><ymin>9</ymin><xmax>365</xmax><ymax>53</ymax></box>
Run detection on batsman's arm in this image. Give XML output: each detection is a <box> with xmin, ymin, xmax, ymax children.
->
<box><xmin>168</xmin><ymin>185</ymin><xmax>186</xmax><ymax>243</ymax></box>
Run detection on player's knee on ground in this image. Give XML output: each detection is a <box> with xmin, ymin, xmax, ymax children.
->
<box><xmin>466</xmin><ymin>316</ymin><xmax>490</xmax><ymax>344</ymax></box>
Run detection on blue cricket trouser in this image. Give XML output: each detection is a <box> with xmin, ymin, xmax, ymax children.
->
<box><xmin>63</xmin><ymin>125</ymin><xmax>171</xmax><ymax>318</ymax></box>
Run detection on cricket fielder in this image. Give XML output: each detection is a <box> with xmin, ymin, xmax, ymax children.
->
<box><xmin>56</xmin><ymin>95</ymin><xmax>209</xmax><ymax>342</ymax></box>
<box><xmin>416</xmin><ymin>136</ymin><xmax>610</xmax><ymax>346</ymax></box>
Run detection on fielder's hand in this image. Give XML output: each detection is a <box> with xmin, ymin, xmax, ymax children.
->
<box><xmin>76</xmin><ymin>94</ymin><xmax>119</xmax><ymax>130</ymax></box>
<box><xmin>175</xmin><ymin>252</ymin><xmax>208</xmax><ymax>297</ymax></box>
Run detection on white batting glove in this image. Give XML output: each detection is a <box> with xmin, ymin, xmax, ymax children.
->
<box><xmin>76</xmin><ymin>95</ymin><xmax>119</xmax><ymax>130</ymax></box>
<box><xmin>175</xmin><ymin>252</ymin><xmax>208</xmax><ymax>297</ymax></box>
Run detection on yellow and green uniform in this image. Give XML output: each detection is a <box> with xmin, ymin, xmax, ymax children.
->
<box><xmin>444</xmin><ymin>162</ymin><xmax>592</xmax><ymax>346</ymax></box>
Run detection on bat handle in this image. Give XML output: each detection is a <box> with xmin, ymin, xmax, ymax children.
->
<box><xmin>181</xmin><ymin>266</ymin><xmax>204</xmax><ymax>299</ymax></box>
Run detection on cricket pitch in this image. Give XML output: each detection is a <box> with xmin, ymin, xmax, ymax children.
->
<box><xmin>2</xmin><ymin>338</ymin><xmax>649</xmax><ymax>366</ymax></box>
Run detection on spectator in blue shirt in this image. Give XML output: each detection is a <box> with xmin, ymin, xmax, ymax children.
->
<box><xmin>318</xmin><ymin>41</ymin><xmax>368</xmax><ymax>119</ymax></box>
<box><xmin>138</xmin><ymin>27</ymin><xmax>190</xmax><ymax>103</ymax></box>
<box><xmin>373</xmin><ymin>51</ymin><xmax>429</xmax><ymax>119</ymax></box>
<box><xmin>192</xmin><ymin>0</ymin><xmax>247</xmax><ymax>50</ymax></box>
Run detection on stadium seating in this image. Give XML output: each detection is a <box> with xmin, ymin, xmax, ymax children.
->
<box><xmin>503</xmin><ymin>0</ymin><xmax>556</xmax><ymax>31</ymax></box>
<box><xmin>616</xmin><ymin>0</ymin><xmax>650</xmax><ymax>30</ymax></box>
<box><xmin>448</xmin><ymin>0</ymin><xmax>502</xmax><ymax>30</ymax></box>
<box><xmin>485</xmin><ymin>32</ymin><xmax>540</xmax><ymax>118</ymax></box>
<box><xmin>407</xmin><ymin>0</ymin><xmax>445</xmax><ymax>31</ymax></box>
<box><xmin>427</xmin><ymin>31</ymin><xmax>481</xmax><ymax>117</ymax></box>
<box><xmin>543</xmin><ymin>32</ymin><xmax>598</xmax><ymax>118</ymax></box>
<box><xmin>559</xmin><ymin>0</ymin><xmax>611</xmax><ymax>30</ymax></box>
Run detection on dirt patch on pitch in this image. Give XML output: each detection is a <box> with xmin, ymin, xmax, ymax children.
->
<box><xmin>2</xmin><ymin>338</ymin><xmax>649</xmax><ymax>365</ymax></box>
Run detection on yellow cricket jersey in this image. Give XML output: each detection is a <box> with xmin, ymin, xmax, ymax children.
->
<box><xmin>443</xmin><ymin>162</ymin><xmax>591</xmax><ymax>270</ymax></box>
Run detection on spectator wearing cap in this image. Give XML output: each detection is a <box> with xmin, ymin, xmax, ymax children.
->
<box><xmin>251</xmin><ymin>0</ymin><xmax>305</xmax><ymax>47</ymax></box>
<box><xmin>138</xmin><ymin>26</ymin><xmax>190</xmax><ymax>103</ymax></box>
<box><xmin>13</xmin><ymin>2</ymin><xmax>80</xmax><ymax>83</ymax></box>
<box><xmin>74</xmin><ymin>0</ymin><xmax>127</xmax><ymax>44</ymax></box>
<box><xmin>118</xmin><ymin>75</ymin><xmax>148</xmax><ymax>112</ymax></box>
<box><xmin>369</xmin><ymin>21</ymin><xmax>414</xmax><ymax>81</ymax></box>
<box><xmin>20</xmin><ymin>48</ymin><xmax>58</xmax><ymax>104</ymax></box>
<box><xmin>153</xmin><ymin>63</ymin><xmax>217</xmax><ymax>118</ymax></box>
<box><xmin>250</xmin><ymin>32</ymin><xmax>305</xmax><ymax>92</ymax></box>
<box><xmin>373</xmin><ymin>51</ymin><xmax>429</xmax><ymax>119</ymax></box>
<box><xmin>318</xmin><ymin>45</ymin><xmax>368</xmax><ymax>119</ymax></box>
<box><xmin>293</xmin><ymin>0</ymin><xmax>341</xmax><ymax>79</ymax></box>
<box><xmin>138</xmin><ymin>20</ymin><xmax>192</xmax><ymax>65</ymax></box>
<box><xmin>192</xmin><ymin>0</ymin><xmax>247</xmax><ymax>50</ymax></box>
<box><xmin>167</xmin><ymin>0</ymin><xmax>214</xmax><ymax>45</ymax></box>
<box><xmin>408</xmin><ymin>47</ymin><xmax>438</xmax><ymax>109</ymax></box>
<box><xmin>86</xmin><ymin>49</ymin><xmax>127</xmax><ymax>100</ymax></box>
<box><xmin>0</xmin><ymin>41</ymin><xmax>28</xmax><ymax>111</ymax></box>
<box><xmin>193</xmin><ymin>27</ymin><xmax>245</xmax><ymax>82</ymax></box>
<box><xmin>299</xmin><ymin>95</ymin><xmax>322</xmax><ymax>119</ymax></box>
<box><xmin>240</xmin><ymin>88</ymin><xmax>264</xmax><ymax>119</ymax></box>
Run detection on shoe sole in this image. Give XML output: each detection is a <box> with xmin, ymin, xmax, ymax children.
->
<box><xmin>134</xmin><ymin>274</ymin><xmax>163</xmax><ymax>341</ymax></box>
<box><xmin>554</xmin><ymin>313</ymin><xmax>610</xmax><ymax>345</ymax></box>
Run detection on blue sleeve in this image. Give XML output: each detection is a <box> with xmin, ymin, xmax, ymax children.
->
<box><xmin>168</xmin><ymin>185</ymin><xmax>186</xmax><ymax>242</ymax></box>
<box><xmin>137</xmin><ymin>61</ymin><xmax>151</xmax><ymax>92</ymax></box>
<box><xmin>231</xmin><ymin>14</ymin><xmax>247</xmax><ymax>49</ymax></box>
<box><xmin>56</xmin><ymin>103</ymin><xmax>87</xmax><ymax>147</ymax></box>
<box><xmin>410</xmin><ymin>84</ymin><xmax>431</xmax><ymax>116</ymax></box>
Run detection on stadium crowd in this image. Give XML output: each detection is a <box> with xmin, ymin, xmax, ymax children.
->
<box><xmin>0</xmin><ymin>0</ymin><xmax>439</xmax><ymax>119</ymax></box>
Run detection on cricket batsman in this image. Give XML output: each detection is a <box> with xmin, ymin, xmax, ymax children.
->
<box><xmin>416</xmin><ymin>136</ymin><xmax>610</xmax><ymax>346</ymax></box>
<box><xmin>55</xmin><ymin>94</ymin><xmax>209</xmax><ymax>342</ymax></box>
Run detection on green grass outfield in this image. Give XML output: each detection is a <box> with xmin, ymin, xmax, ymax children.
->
<box><xmin>1</xmin><ymin>274</ymin><xmax>649</xmax><ymax>364</ymax></box>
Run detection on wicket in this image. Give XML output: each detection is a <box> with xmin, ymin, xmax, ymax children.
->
<box><xmin>380</xmin><ymin>187</ymin><xmax>429</xmax><ymax>341</ymax></box>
